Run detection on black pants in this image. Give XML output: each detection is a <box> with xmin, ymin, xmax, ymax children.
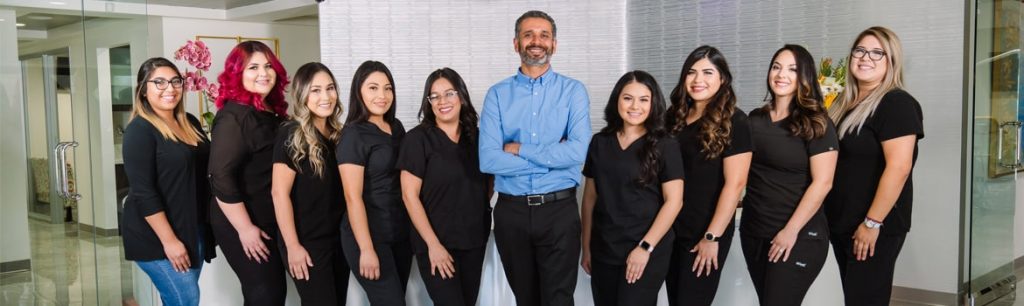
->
<box><xmin>341</xmin><ymin>231</ymin><xmax>412</xmax><ymax>306</ymax></box>
<box><xmin>415</xmin><ymin>246</ymin><xmax>486</xmax><ymax>306</ymax></box>
<box><xmin>740</xmin><ymin>233</ymin><xmax>828</xmax><ymax>306</ymax></box>
<box><xmin>590</xmin><ymin>239</ymin><xmax>672</xmax><ymax>306</ymax></box>
<box><xmin>830</xmin><ymin>233</ymin><xmax>907</xmax><ymax>306</ymax></box>
<box><xmin>279</xmin><ymin>242</ymin><xmax>350</xmax><ymax>306</ymax></box>
<box><xmin>665</xmin><ymin>225</ymin><xmax>734</xmax><ymax>306</ymax></box>
<box><xmin>210</xmin><ymin>218</ymin><xmax>287</xmax><ymax>306</ymax></box>
<box><xmin>493</xmin><ymin>194</ymin><xmax>581</xmax><ymax>306</ymax></box>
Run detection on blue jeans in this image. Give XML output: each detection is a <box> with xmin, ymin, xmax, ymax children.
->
<box><xmin>135</xmin><ymin>241</ymin><xmax>204</xmax><ymax>306</ymax></box>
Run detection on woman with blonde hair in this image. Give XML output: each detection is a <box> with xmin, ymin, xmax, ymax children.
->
<box><xmin>271</xmin><ymin>62</ymin><xmax>350</xmax><ymax>305</ymax></box>
<box><xmin>824</xmin><ymin>26</ymin><xmax>924</xmax><ymax>306</ymax></box>
<box><xmin>121</xmin><ymin>57</ymin><xmax>212</xmax><ymax>306</ymax></box>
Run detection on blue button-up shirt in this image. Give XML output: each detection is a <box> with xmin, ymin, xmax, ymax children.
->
<box><xmin>479</xmin><ymin>67</ymin><xmax>591</xmax><ymax>196</ymax></box>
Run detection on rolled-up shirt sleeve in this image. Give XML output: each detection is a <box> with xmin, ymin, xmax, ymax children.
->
<box><xmin>208</xmin><ymin>112</ymin><xmax>246</xmax><ymax>203</ymax></box>
<box><xmin>122</xmin><ymin>121</ymin><xmax>164</xmax><ymax>217</ymax></box>
<box><xmin>517</xmin><ymin>81</ymin><xmax>591</xmax><ymax>169</ymax></box>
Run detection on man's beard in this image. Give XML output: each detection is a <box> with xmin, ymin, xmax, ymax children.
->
<box><xmin>518</xmin><ymin>44</ymin><xmax>552</xmax><ymax>67</ymax></box>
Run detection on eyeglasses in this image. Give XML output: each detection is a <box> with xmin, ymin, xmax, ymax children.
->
<box><xmin>426</xmin><ymin>90</ymin><xmax>459</xmax><ymax>104</ymax></box>
<box><xmin>148</xmin><ymin>77</ymin><xmax>184</xmax><ymax>90</ymax></box>
<box><xmin>851</xmin><ymin>47</ymin><xmax>887</xmax><ymax>61</ymax></box>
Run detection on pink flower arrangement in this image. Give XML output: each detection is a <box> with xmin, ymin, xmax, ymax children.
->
<box><xmin>173</xmin><ymin>39</ymin><xmax>217</xmax><ymax>128</ymax></box>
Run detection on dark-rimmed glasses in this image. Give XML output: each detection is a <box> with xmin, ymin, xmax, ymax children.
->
<box><xmin>851</xmin><ymin>47</ymin><xmax>887</xmax><ymax>61</ymax></box>
<box><xmin>148</xmin><ymin>77</ymin><xmax>184</xmax><ymax>90</ymax></box>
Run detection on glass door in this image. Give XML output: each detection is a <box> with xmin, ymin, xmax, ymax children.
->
<box><xmin>966</xmin><ymin>0</ymin><xmax>1019</xmax><ymax>304</ymax></box>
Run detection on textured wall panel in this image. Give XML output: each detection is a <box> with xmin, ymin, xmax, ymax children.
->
<box><xmin>321</xmin><ymin>0</ymin><xmax>627</xmax><ymax>131</ymax></box>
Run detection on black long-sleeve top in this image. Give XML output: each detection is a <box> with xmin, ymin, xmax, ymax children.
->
<box><xmin>121</xmin><ymin>114</ymin><xmax>214</xmax><ymax>266</ymax></box>
<box><xmin>208</xmin><ymin>101</ymin><xmax>285</xmax><ymax>228</ymax></box>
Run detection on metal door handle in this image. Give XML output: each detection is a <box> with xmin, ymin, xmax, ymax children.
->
<box><xmin>52</xmin><ymin>142</ymin><xmax>68</xmax><ymax>198</ymax></box>
<box><xmin>54</xmin><ymin>141</ymin><xmax>81</xmax><ymax>200</ymax></box>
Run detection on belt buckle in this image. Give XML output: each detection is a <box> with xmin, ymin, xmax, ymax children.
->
<box><xmin>526</xmin><ymin>195</ymin><xmax>544</xmax><ymax>206</ymax></box>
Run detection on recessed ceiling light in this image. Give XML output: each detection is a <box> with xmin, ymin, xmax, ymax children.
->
<box><xmin>0</xmin><ymin>19</ymin><xmax>5</xmax><ymax>22</ymax></box>
<box><xmin>27</xmin><ymin>16</ymin><xmax>53</xmax><ymax>20</ymax></box>
<box><xmin>16</xmin><ymin>23</ymin><xmax>26</xmax><ymax>27</ymax></box>
<box><xmin>49</xmin><ymin>1</ymin><xmax>66</xmax><ymax>5</ymax></box>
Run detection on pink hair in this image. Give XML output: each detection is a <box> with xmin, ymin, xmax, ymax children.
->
<box><xmin>215</xmin><ymin>41</ymin><xmax>289</xmax><ymax>117</ymax></box>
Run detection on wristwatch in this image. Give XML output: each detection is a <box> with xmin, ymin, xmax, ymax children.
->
<box><xmin>704</xmin><ymin>232</ymin><xmax>721</xmax><ymax>242</ymax></box>
<box><xmin>638</xmin><ymin>240</ymin><xmax>654</xmax><ymax>253</ymax></box>
<box><xmin>863</xmin><ymin>217</ymin><xmax>883</xmax><ymax>229</ymax></box>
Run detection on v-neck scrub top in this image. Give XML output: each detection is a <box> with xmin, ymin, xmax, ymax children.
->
<box><xmin>396</xmin><ymin>125</ymin><xmax>491</xmax><ymax>253</ymax></box>
<box><xmin>582</xmin><ymin>132</ymin><xmax>685</xmax><ymax>265</ymax></box>
<box><xmin>272</xmin><ymin>122</ymin><xmax>344</xmax><ymax>249</ymax></box>
<box><xmin>824</xmin><ymin>89</ymin><xmax>924</xmax><ymax>236</ymax></box>
<box><xmin>673</xmin><ymin>110</ymin><xmax>752</xmax><ymax>242</ymax></box>
<box><xmin>742</xmin><ymin>108</ymin><xmax>839</xmax><ymax>239</ymax></box>
<box><xmin>336</xmin><ymin>120</ymin><xmax>408</xmax><ymax>244</ymax></box>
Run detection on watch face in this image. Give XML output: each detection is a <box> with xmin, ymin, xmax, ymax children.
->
<box><xmin>705</xmin><ymin>232</ymin><xmax>714</xmax><ymax>241</ymax></box>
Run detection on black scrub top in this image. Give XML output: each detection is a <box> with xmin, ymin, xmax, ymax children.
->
<box><xmin>122</xmin><ymin>114</ymin><xmax>214</xmax><ymax>266</ymax></box>
<box><xmin>336</xmin><ymin>120</ymin><xmax>409</xmax><ymax>244</ymax></box>
<box><xmin>272</xmin><ymin>122</ymin><xmax>344</xmax><ymax>250</ymax></box>
<box><xmin>673</xmin><ymin>110</ymin><xmax>752</xmax><ymax>243</ymax></box>
<box><xmin>208</xmin><ymin>101</ymin><xmax>284</xmax><ymax>228</ymax></box>
<box><xmin>582</xmin><ymin>132</ymin><xmax>685</xmax><ymax>265</ymax></box>
<box><xmin>395</xmin><ymin>125</ymin><xmax>491</xmax><ymax>254</ymax></box>
<box><xmin>824</xmin><ymin>89</ymin><xmax>924</xmax><ymax>236</ymax></box>
<box><xmin>742</xmin><ymin>108</ymin><xmax>838</xmax><ymax>239</ymax></box>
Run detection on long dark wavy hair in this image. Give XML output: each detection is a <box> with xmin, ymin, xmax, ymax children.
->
<box><xmin>345</xmin><ymin>60</ymin><xmax>397</xmax><ymax>124</ymax></box>
<box><xmin>418</xmin><ymin>68</ymin><xmax>479</xmax><ymax>146</ymax></box>
<box><xmin>761</xmin><ymin>44</ymin><xmax>829</xmax><ymax>140</ymax></box>
<box><xmin>666</xmin><ymin>45</ymin><xmax>737</xmax><ymax>159</ymax></box>
<box><xmin>602</xmin><ymin>70</ymin><xmax>668</xmax><ymax>185</ymax></box>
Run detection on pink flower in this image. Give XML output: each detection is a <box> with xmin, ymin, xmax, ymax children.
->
<box><xmin>174</xmin><ymin>40</ymin><xmax>213</xmax><ymax>72</ymax></box>
<box><xmin>204</xmin><ymin>83</ymin><xmax>219</xmax><ymax>101</ymax></box>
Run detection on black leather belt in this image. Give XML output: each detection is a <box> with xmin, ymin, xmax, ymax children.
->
<box><xmin>498</xmin><ymin>188</ymin><xmax>576</xmax><ymax>206</ymax></box>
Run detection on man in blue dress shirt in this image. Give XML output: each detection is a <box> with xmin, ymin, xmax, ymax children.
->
<box><xmin>479</xmin><ymin>10</ymin><xmax>591</xmax><ymax>306</ymax></box>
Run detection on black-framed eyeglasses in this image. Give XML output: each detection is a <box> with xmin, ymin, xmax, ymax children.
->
<box><xmin>851</xmin><ymin>47</ymin><xmax>887</xmax><ymax>61</ymax></box>
<box><xmin>427</xmin><ymin>90</ymin><xmax>459</xmax><ymax>104</ymax></box>
<box><xmin>148</xmin><ymin>77</ymin><xmax>184</xmax><ymax>90</ymax></box>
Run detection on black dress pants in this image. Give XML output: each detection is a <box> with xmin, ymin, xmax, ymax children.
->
<box><xmin>211</xmin><ymin>217</ymin><xmax>287</xmax><ymax>306</ymax></box>
<box><xmin>830</xmin><ymin>233</ymin><xmax>907</xmax><ymax>306</ymax></box>
<box><xmin>279</xmin><ymin>242</ymin><xmax>350</xmax><ymax>306</ymax></box>
<box><xmin>741</xmin><ymin>233</ymin><xmax>828</xmax><ymax>306</ymax></box>
<box><xmin>493</xmin><ymin>194</ymin><xmax>581</xmax><ymax>306</ymax></box>
<box><xmin>590</xmin><ymin>239</ymin><xmax>672</xmax><ymax>306</ymax></box>
<box><xmin>415</xmin><ymin>246</ymin><xmax>486</xmax><ymax>306</ymax></box>
<box><xmin>341</xmin><ymin>230</ymin><xmax>412</xmax><ymax>306</ymax></box>
<box><xmin>665</xmin><ymin>224</ymin><xmax>734</xmax><ymax>306</ymax></box>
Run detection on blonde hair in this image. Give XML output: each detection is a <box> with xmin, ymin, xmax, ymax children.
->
<box><xmin>287</xmin><ymin>62</ymin><xmax>344</xmax><ymax>178</ymax></box>
<box><xmin>130</xmin><ymin>57</ymin><xmax>203</xmax><ymax>144</ymax></box>
<box><xmin>828</xmin><ymin>26</ymin><xmax>905</xmax><ymax>138</ymax></box>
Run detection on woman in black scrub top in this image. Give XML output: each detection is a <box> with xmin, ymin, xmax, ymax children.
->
<box><xmin>271</xmin><ymin>62</ymin><xmax>350</xmax><ymax>305</ymax></box>
<box><xmin>580</xmin><ymin>70</ymin><xmax>684</xmax><ymax>306</ymax></box>
<box><xmin>207</xmin><ymin>41</ymin><xmax>290</xmax><ymax>305</ymax></box>
<box><xmin>741</xmin><ymin>44</ymin><xmax>838</xmax><ymax>306</ymax></box>
<box><xmin>824</xmin><ymin>27</ymin><xmax>924</xmax><ymax>306</ymax></box>
<box><xmin>663</xmin><ymin>45</ymin><xmax>752</xmax><ymax>306</ymax></box>
<box><xmin>337</xmin><ymin>60</ymin><xmax>411</xmax><ymax>305</ymax></box>
<box><xmin>397</xmin><ymin>68</ymin><xmax>492</xmax><ymax>306</ymax></box>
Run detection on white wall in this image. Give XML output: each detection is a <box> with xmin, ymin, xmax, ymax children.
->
<box><xmin>0</xmin><ymin>8</ymin><xmax>32</xmax><ymax>268</ymax></box>
<box><xmin>627</xmin><ymin>0</ymin><xmax>965</xmax><ymax>297</ymax></box>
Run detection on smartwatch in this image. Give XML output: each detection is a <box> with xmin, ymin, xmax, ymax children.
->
<box><xmin>704</xmin><ymin>232</ymin><xmax>721</xmax><ymax>242</ymax></box>
<box><xmin>863</xmin><ymin>217</ymin><xmax>883</xmax><ymax>229</ymax></box>
<box><xmin>638</xmin><ymin>240</ymin><xmax>654</xmax><ymax>253</ymax></box>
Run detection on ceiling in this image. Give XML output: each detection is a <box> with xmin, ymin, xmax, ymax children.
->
<box><xmin>143</xmin><ymin>0</ymin><xmax>273</xmax><ymax>10</ymax></box>
<box><xmin>15</xmin><ymin>13</ymin><xmax>88</xmax><ymax>31</ymax></box>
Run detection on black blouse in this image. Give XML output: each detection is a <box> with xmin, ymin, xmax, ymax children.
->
<box><xmin>824</xmin><ymin>90</ymin><xmax>924</xmax><ymax>236</ymax></box>
<box><xmin>583</xmin><ymin>132</ymin><xmax>685</xmax><ymax>265</ymax></box>
<box><xmin>742</xmin><ymin>108</ymin><xmax>838</xmax><ymax>239</ymax></box>
<box><xmin>396</xmin><ymin>125</ymin><xmax>491</xmax><ymax>253</ymax></box>
<box><xmin>121</xmin><ymin>114</ymin><xmax>214</xmax><ymax>266</ymax></box>
<box><xmin>673</xmin><ymin>110</ymin><xmax>752</xmax><ymax>243</ymax></box>
<box><xmin>272</xmin><ymin>122</ymin><xmax>344</xmax><ymax>250</ymax></box>
<box><xmin>208</xmin><ymin>101</ymin><xmax>284</xmax><ymax>228</ymax></box>
<box><xmin>336</xmin><ymin>120</ymin><xmax>409</xmax><ymax>244</ymax></box>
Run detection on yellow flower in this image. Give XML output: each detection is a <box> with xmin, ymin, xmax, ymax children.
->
<box><xmin>824</xmin><ymin>92</ymin><xmax>838</xmax><ymax>109</ymax></box>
